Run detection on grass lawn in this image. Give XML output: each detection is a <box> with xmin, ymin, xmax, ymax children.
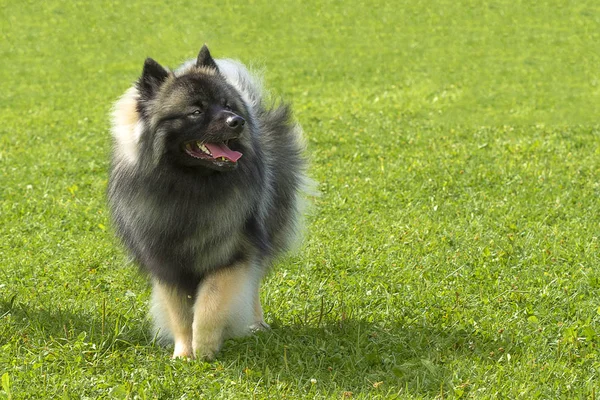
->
<box><xmin>1</xmin><ymin>0</ymin><xmax>600</xmax><ymax>398</ymax></box>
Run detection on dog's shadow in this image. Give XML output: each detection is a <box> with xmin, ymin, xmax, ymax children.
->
<box><xmin>1</xmin><ymin>297</ymin><xmax>516</xmax><ymax>397</ymax></box>
<box><xmin>220</xmin><ymin>317</ymin><xmax>518</xmax><ymax>396</ymax></box>
<box><xmin>0</xmin><ymin>296</ymin><xmax>152</xmax><ymax>351</ymax></box>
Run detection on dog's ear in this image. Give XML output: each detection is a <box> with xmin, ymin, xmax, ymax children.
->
<box><xmin>196</xmin><ymin>45</ymin><xmax>219</xmax><ymax>71</ymax></box>
<box><xmin>137</xmin><ymin>58</ymin><xmax>169</xmax><ymax>99</ymax></box>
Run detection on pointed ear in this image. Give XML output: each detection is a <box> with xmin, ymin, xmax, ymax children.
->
<box><xmin>137</xmin><ymin>58</ymin><xmax>169</xmax><ymax>99</ymax></box>
<box><xmin>196</xmin><ymin>45</ymin><xmax>219</xmax><ymax>71</ymax></box>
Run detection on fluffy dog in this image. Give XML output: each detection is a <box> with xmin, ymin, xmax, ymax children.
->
<box><xmin>108</xmin><ymin>45</ymin><xmax>307</xmax><ymax>360</ymax></box>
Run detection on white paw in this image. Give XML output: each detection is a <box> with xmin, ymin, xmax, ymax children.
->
<box><xmin>172</xmin><ymin>340</ymin><xmax>193</xmax><ymax>359</ymax></box>
<box><xmin>192</xmin><ymin>330</ymin><xmax>223</xmax><ymax>361</ymax></box>
<box><xmin>250</xmin><ymin>321</ymin><xmax>271</xmax><ymax>333</ymax></box>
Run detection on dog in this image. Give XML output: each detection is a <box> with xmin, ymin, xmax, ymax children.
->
<box><xmin>107</xmin><ymin>45</ymin><xmax>308</xmax><ymax>360</ymax></box>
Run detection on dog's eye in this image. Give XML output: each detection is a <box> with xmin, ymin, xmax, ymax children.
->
<box><xmin>224</xmin><ymin>103</ymin><xmax>232</xmax><ymax>111</ymax></box>
<box><xmin>189</xmin><ymin>109</ymin><xmax>202</xmax><ymax>118</ymax></box>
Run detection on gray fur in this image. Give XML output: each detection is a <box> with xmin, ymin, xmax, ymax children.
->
<box><xmin>108</xmin><ymin>47</ymin><xmax>307</xmax><ymax>345</ymax></box>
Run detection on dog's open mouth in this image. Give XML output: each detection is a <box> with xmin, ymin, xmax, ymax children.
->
<box><xmin>183</xmin><ymin>140</ymin><xmax>243</xmax><ymax>170</ymax></box>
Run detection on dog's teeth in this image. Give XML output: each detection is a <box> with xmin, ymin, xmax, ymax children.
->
<box><xmin>196</xmin><ymin>142</ymin><xmax>211</xmax><ymax>155</ymax></box>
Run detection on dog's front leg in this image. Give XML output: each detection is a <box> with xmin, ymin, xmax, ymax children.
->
<box><xmin>192</xmin><ymin>261</ymin><xmax>257</xmax><ymax>361</ymax></box>
<box><xmin>151</xmin><ymin>279</ymin><xmax>194</xmax><ymax>358</ymax></box>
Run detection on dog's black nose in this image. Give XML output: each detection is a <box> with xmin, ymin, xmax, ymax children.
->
<box><xmin>226</xmin><ymin>115</ymin><xmax>245</xmax><ymax>131</ymax></box>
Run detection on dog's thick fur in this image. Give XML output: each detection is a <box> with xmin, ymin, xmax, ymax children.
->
<box><xmin>107</xmin><ymin>46</ymin><xmax>307</xmax><ymax>360</ymax></box>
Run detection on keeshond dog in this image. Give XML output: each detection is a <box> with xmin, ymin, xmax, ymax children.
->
<box><xmin>107</xmin><ymin>45</ymin><xmax>307</xmax><ymax>360</ymax></box>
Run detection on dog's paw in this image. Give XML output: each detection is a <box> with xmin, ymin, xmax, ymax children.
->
<box><xmin>194</xmin><ymin>346</ymin><xmax>219</xmax><ymax>362</ymax></box>
<box><xmin>250</xmin><ymin>321</ymin><xmax>271</xmax><ymax>333</ymax></box>
<box><xmin>172</xmin><ymin>339</ymin><xmax>193</xmax><ymax>359</ymax></box>
<box><xmin>172</xmin><ymin>345</ymin><xmax>194</xmax><ymax>358</ymax></box>
<box><xmin>192</xmin><ymin>331</ymin><xmax>223</xmax><ymax>362</ymax></box>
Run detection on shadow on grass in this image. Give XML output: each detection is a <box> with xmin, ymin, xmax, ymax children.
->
<box><xmin>1</xmin><ymin>296</ymin><xmax>517</xmax><ymax>397</ymax></box>
<box><xmin>0</xmin><ymin>296</ymin><xmax>151</xmax><ymax>350</ymax></box>
<box><xmin>220</xmin><ymin>317</ymin><xmax>519</xmax><ymax>397</ymax></box>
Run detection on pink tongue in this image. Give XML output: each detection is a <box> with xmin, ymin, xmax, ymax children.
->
<box><xmin>204</xmin><ymin>143</ymin><xmax>243</xmax><ymax>162</ymax></box>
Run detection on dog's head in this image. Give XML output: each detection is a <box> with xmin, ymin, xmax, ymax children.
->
<box><xmin>135</xmin><ymin>45</ymin><xmax>250</xmax><ymax>172</ymax></box>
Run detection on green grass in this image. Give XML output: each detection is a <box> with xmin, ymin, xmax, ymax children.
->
<box><xmin>1</xmin><ymin>0</ymin><xmax>600</xmax><ymax>398</ymax></box>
